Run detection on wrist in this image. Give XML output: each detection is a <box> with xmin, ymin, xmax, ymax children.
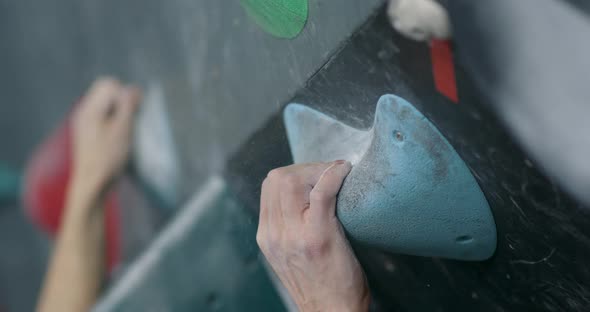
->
<box><xmin>63</xmin><ymin>173</ymin><xmax>107</xmax><ymax>221</ymax></box>
<box><xmin>70</xmin><ymin>165</ymin><xmax>112</xmax><ymax>196</ymax></box>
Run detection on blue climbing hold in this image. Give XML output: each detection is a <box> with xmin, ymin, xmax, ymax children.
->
<box><xmin>284</xmin><ymin>94</ymin><xmax>496</xmax><ymax>260</ymax></box>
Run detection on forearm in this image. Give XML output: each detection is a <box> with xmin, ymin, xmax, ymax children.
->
<box><xmin>37</xmin><ymin>177</ymin><xmax>106</xmax><ymax>312</ymax></box>
<box><xmin>36</xmin><ymin>78</ymin><xmax>140</xmax><ymax>312</ymax></box>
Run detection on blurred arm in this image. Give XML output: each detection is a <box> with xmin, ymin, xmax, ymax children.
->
<box><xmin>37</xmin><ymin>78</ymin><xmax>141</xmax><ymax>312</ymax></box>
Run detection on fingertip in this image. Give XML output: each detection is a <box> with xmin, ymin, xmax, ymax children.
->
<box><xmin>338</xmin><ymin>160</ymin><xmax>352</xmax><ymax>176</ymax></box>
<box><xmin>329</xmin><ymin>160</ymin><xmax>352</xmax><ymax>177</ymax></box>
<box><xmin>313</xmin><ymin>160</ymin><xmax>352</xmax><ymax>197</ymax></box>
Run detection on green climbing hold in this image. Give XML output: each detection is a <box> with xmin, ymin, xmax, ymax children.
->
<box><xmin>240</xmin><ymin>0</ymin><xmax>308</xmax><ymax>39</ymax></box>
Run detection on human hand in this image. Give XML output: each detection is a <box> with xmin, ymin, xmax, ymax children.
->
<box><xmin>257</xmin><ymin>161</ymin><xmax>370</xmax><ymax>312</ymax></box>
<box><xmin>71</xmin><ymin>78</ymin><xmax>142</xmax><ymax>194</ymax></box>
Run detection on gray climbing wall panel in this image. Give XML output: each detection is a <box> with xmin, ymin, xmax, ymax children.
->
<box><xmin>94</xmin><ymin>177</ymin><xmax>285</xmax><ymax>311</ymax></box>
<box><xmin>0</xmin><ymin>0</ymin><xmax>382</xmax><ymax>198</ymax></box>
<box><xmin>0</xmin><ymin>2</ymin><xmax>382</xmax><ymax>308</ymax></box>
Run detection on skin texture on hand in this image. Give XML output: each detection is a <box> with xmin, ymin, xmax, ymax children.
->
<box><xmin>257</xmin><ymin>161</ymin><xmax>370</xmax><ymax>312</ymax></box>
<box><xmin>37</xmin><ymin>78</ymin><xmax>142</xmax><ymax>312</ymax></box>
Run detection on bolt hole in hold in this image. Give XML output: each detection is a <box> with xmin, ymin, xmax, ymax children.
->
<box><xmin>393</xmin><ymin>130</ymin><xmax>404</xmax><ymax>142</ymax></box>
<box><xmin>456</xmin><ymin>235</ymin><xmax>474</xmax><ymax>244</ymax></box>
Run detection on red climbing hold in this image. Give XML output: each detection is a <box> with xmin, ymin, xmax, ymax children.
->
<box><xmin>430</xmin><ymin>39</ymin><xmax>458</xmax><ymax>103</ymax></box>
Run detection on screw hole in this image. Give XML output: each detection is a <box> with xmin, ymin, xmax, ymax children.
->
<box><xmin>456</xmin><ymin>235</ymin><xmax>473</xmax><ymax>244</ymax></box>
<box><xmin>393</xmin><ymin>130</ymin><xmax>404</xmax><ymax>142</ymax></box>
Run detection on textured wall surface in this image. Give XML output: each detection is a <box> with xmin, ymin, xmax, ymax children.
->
<box><xmin>0</xmin><ymin>0</ymin><xmax>382</xmax><ymax>198</ymax></box>
<box><xmin>94</xmin><ymin>177</ymin><xmax>285</xmax><ymax>311</ymax></box>
<box><xmin>226</xmin><ymin>11</ymin><xmax>590</xmax><ymax>311</ymax></box>
<box><xmin>0</xmin><ymin>1</ymin><xmax>381</xmax><ymax>310</ymax></box>
<box><xmin>5</xmin><ymin>1</ymin><xmax>590</xmax><ymax>311</ymax></box>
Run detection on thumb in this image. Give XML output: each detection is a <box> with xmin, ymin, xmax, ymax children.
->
<box><xmin>308</xmin><ymin>160</ymin><xmax>352</xmax><ymax>220</ymax></box>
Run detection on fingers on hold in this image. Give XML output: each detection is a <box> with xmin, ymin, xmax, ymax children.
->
<box><xmin>315</xmin><ymin>161</ymin><xmax>352</xmax><ymax>196</ymax></box>
<box><xmin>309</xmin><ymin>189</ymin><xmax>334</xmax><ymax>208</ymax></box>
<box><xmin>310</xmin><ymin>161</ymin><xmax>352</xmax><ymax>213</ymax></box>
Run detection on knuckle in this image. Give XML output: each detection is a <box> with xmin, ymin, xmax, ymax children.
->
<box><xmin>280</xmin><ymin>174</ymin><xmax>302</xmax><ymax>193</ymax></box>
<box><xmin>267</xmin><ymin>168</ymin><xmax>304</xmax><ymax>193</ymax></box>
<box><xmin>261</xmin><ymin>177</ymin><xmax>270</xmax><ymax>192</ymax></box>
<box><xmin>300</xmin><ymin>235</ymin><xmax>330</xmax><ymax>259</ymax></box>
<box><xmin>257</xmin><ymin>232</ymin><xmax>279</xmax><ymax>255</ymax></box>
<box><xmin>267</xmin><ymin>167</ymin><xmax>285</xmax><ymax>179</ymax></box>
<box><xmin>266</xmin><ymin>168</ymin><xmax>284</xmax><ymax>181</ymax></box>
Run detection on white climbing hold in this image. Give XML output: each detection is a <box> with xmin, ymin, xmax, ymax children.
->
<box><xmin>387</xmin><ymin>0</ymin><xmax>452</xmax><ymax>41</ymax></box>
<box><xmin>133</xmin><ymin>82</ymin><xmax>180</xmax><ymax>208</ymax></box>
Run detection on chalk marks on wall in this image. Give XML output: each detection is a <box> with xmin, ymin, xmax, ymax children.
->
<box><xmin>240</xmin><ymin>0</ymin><xmax>308</xmax><ymax>39</ymax></box>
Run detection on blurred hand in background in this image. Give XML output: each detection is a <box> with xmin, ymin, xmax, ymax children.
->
<box><xmin>37</xmin><ymin>78</ymin><xmax>142</xmax><ymax>312</ymax></box>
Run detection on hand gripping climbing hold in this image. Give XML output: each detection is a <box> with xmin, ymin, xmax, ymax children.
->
<box><xmin>284</xmin><ymin>94</ymin><xmax>496</xmax><ymax>260</ymax></box>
